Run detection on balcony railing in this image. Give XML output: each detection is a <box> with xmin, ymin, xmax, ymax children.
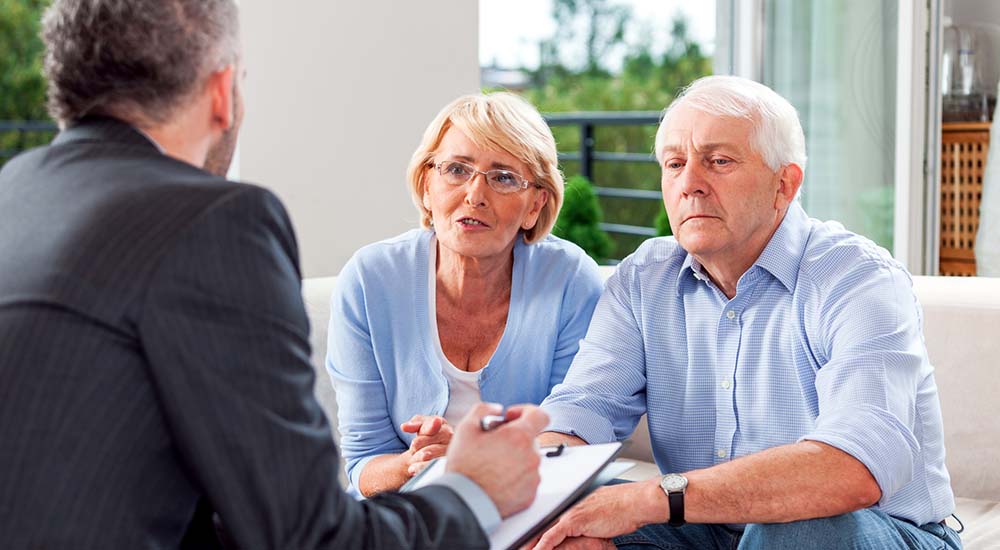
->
<box><xmin>543</xmin><ymin>111</ymin><xmax>663</xmax><ymax>238</ymax></box>
<box><xmin>3</xmin><ymin>115</ymin><xmax>667</xmax><ymax>248</ymax></box>
<box><xmin>0</xmin><ymin>120</ymin><xmax>59</xmax><ymax>167</ymax></box>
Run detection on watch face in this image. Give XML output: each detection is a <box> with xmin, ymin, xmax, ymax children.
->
<box><xmin>660</xmin><ymin>474</ymin><xmax>688</xmax><ymax>492</ymax></box>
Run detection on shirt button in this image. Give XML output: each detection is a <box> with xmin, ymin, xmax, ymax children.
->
<box><xmin>717</xmin><ymin>449</ymin><xmax>728</xmax><ymax>458</ymax></box>
<box><xmin>726</xmin><ymin>310</ymin><xmax>736</xmax><ymax>320</ymax></box>
<box><xmin>721</xmin><ymin>380</ymin><xmax>731</xmax><ymax>390</ymax></box>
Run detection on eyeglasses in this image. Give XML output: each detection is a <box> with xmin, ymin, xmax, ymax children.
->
<box><xmin>433</xmin><ymin>160</ymin><xmax>533</xmax><ymax>194</ymax></box>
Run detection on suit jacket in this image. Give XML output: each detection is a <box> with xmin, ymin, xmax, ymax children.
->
<box><xmin>0</xmin><ymin>117</ymin><xmax>488</xmax><ymax>549</ymax></box>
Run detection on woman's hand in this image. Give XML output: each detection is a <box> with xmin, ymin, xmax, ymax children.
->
<box><xmin>400</xmin><ymin>415</ymin><xmax>454</xmax><ymax>476</ymax></box>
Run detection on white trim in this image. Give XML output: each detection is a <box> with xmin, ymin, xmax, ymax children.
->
<box><xmin>715</xmin><ymin>0</ymin><xmax>763</xmax><ymax>78</ymax></box>
<box><xmin>924</xmin><ymin>0</ymin><xmax>944</xmax><ymax>276</ymax></box>
<box><xmin>894</xmin><ymin>0</ymin><xmax>938</xmax><ymax>274</ymax></box>
<box><xmin>714</xmin><ymin>0</ymin><xmax>735</xmax><ymax>75</ymax></box>
<box><xmin>729</xmin><ymin>0</ymin><xmax>765</xmax><ymax>79</ymax></box>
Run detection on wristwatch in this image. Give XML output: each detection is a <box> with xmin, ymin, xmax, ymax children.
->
<box><xmin>659</xmin><ymin>473</ymin><xmax>688</xmax><ymax>527</ymax></box>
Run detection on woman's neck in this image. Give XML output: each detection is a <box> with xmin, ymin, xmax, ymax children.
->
<box><xmin>435</xmin><ymin>240</ymin><xmax>514</xmax><ymax>309</ymax></box>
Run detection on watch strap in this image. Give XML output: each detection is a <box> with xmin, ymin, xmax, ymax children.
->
<box><xmin>667</xmin><ymin>491</ymin><xmax>685</xmax><ymax>527</ymax></box>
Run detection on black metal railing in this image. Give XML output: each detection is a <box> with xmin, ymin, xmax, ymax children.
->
<box><xmin>3</xmin><ymin>114</ymin><xmax>667</xmax><ymax>241</ymax></box>
<box><xmin>0</xmin><ymin>120</ymin><xmax>59</xmax><ymax>167</ymax></box>
<box><xmin>544</xmin><ymin>111</ymin><xmax>662</xmax><ymax>238</ymax></box>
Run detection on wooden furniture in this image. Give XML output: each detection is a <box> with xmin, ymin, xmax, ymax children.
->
<box><xmin>939</xmin><ymin>121</ymin><xmax>988</xmax><ymax>276</ymax></box>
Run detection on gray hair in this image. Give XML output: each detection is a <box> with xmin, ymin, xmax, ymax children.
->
<box><xmin>655</xmin><ymin>75</ymin><xmax>808</xmax><ymax>172</ymax></box>
<box><xmin>41</xmin><ymin>0</ymin><xmax>241</xmax><ymax>127</ymax></box>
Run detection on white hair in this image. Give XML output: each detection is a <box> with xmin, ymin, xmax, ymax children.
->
<box><xmin>654</xmin><ymin>75</ymin><xmax>807</xmax><ymax>172</ymax></box>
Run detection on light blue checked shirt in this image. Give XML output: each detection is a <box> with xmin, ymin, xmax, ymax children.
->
<box><xmin>542</xmin><ymin>202</ymin><xmax>955</xmax><ymax>526</ymax></box>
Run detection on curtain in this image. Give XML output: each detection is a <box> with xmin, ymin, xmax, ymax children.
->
<box><xmin>762</xmin><ymin>0</ymin><xmax>898</xmax><ymax>251</ymax></box>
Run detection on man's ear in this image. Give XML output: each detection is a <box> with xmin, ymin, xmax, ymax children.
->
<box><xmin>208</xmin><ymin>64</ymin><xmax>236</xmax><ymax>132</ymax></box>
<box><xmin>774</xmin><ymin>163</ymin><xmax>803</xmax><ymax>210</ymax></box>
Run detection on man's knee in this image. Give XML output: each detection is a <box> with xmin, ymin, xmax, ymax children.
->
<box><xmin>740</xmin><ymin>509</ymin><xmax>896</xmax><ymax>549</ymax></box>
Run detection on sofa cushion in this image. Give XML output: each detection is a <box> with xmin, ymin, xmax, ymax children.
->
<box><xmin>302</xmin><ymin>277</ymin><xmax>344</xmax><ymax>484</ymax></box>
<box><xmin>913</xmin><ymin>276</ymin><xmax>1000</xmax><ymax>501</ymax></box>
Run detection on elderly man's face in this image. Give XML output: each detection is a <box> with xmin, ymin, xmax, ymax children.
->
<box><xmin>658</xmin><ymin>104</ymin><xmax>791</xmax><ymax>265</ymax></box>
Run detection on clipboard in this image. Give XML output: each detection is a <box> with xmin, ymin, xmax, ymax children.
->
<box><xmin>402</xmin><ymin>442</ymin><xmax>625</xmax><ymax>550</ymax></box>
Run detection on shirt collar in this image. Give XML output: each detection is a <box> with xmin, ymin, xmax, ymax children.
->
<box><xmin>675</xmin><ymin>254</ymin><xmax>703</xmax><ymax>296</ymax></box>
<box><xmin>751</xmin><ymin>201</ymin><xmax>809</xmax><ymax>293</ymax></box>
<box><xmin>674</xmin><ymin>201</ymin><xmax>810</xmax><ymax>296</ymax></box>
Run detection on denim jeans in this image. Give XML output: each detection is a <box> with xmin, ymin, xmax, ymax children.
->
<box><xmin>613</xmin><ymin>508</ymin><xmax>962</xmax><ymax>549</ymax></box>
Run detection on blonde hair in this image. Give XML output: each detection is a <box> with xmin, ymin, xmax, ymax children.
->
<box><xmin>406</xmin><ymin>92</ymin><xmax>563</xmax><ymax>244</ymax></box>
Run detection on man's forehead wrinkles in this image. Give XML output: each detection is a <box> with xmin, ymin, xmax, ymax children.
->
<box><xmin>661</xmin><ymin>136</ymin><xmax>742</xmax><ymax>155</ymax></box>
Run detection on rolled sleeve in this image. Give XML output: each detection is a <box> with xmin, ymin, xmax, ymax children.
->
<box><xmin>803</xmin><ymin>260</ymin><xmax>928</xmax><ymax>501</ymax></box>
<box><xmin>801</xmin><ymin>405</ymin><xmax>918</xmax><ymax>499</ymax></box>
<box><xmin>542</xmin><ymin>402</ymin><xmax>619</xmax><ymax>444</ymax></box>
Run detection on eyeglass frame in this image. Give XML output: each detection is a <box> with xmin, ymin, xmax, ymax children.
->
<box><xmin>430</xmin><ymin>160</ymin><xmax>540</xmax><ymax>194</ymax></box>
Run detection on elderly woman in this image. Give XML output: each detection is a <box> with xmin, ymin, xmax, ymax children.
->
<box><xmin>326</xmin><ymin>92</ymin><xmax>604</xmax><ymax>496</ymax></box>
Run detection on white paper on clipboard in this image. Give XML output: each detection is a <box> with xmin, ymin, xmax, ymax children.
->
<box><xmin>404</xmin><ymin>442</ymin><xmax>627</xmax><ymax>550</ymax></box>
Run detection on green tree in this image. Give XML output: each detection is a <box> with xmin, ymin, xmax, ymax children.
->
<box><xmin>1</xmin><ymin>0</ymin><xmax>48</xmax><ymax>120</ymax></box>
<box><xmin>654</xmin><ymin>204</ymin><xmax>672</xmax><ymax>237</ymax></box>
<box><xmin>553</xmin><ymin>175</ymin><xmax>615</xmax><ymax>262</ymax></box>
<box><xmin>525</xmin><ymin>12</ymin><xmax>711</xmax><ymax>260</ymax></box>
<box><xmin>542</xmin><ymin>0</ymin><xmax>631</xmax><ymax>76</ymax></box>
<box><xmin>1</xmin><ymin>0</ymin><xmax>52</xmax><ymax>168</ymax></box>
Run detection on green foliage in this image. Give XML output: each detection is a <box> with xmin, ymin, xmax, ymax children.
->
<box><xmin>526</xmin><ymin>12</ymin><xmax>711</xmax><ymax>260</ymax></box>
<box><xmin>1</xmin><ymin>0</ymin><xmax>52</xmax><ymax>168</ymax></box>
<box><xmin>654</xmin><ymin>203</ymin><xmax>672</xmax><ymax>237</ymax></box>
<box><xmin>553</xmin><ymin>175</ymin><xmax>615</xmax><ymax>262</ymax></box>
<box><xmin>543</xmin><ymin>0</ymin><xmax>631</xmax><ymax>75</ymax></box>
<box><xmin>0</xmin><ymin>0</ymin><xmax>48</xmax><ymax>120</ymax></box>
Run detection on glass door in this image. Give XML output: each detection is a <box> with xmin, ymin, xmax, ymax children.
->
<box><xmin>719</xmin><ymin>0</ymin><xmax>938</xmax><ymax>273</ymax></box>
<box><xmin>764</xmin><ymin>0</ymin><xmax>900</xmax><ymax>252</ymax></box>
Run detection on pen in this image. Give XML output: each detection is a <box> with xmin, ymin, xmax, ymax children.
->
<box><xmin>479</xmin><ymin>414</ymin><xmax>507</xmax><ymax>431</ymax></box>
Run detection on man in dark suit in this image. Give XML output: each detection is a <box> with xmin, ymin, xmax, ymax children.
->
<box><xmin>0</xmin><ymin>1</ymin><xmax>548</xmax><ymax>548</ymax></box>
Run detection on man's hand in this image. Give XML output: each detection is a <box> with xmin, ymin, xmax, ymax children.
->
<box><xmin>530</xmin><ymin>480</ymin><xmax>664</xmax><ymax>550</ymax></box>
<box><xmin>446</xmin><ymin>403</ymin><xmax>549</xmax><ymax>518</ymax></box>
<box><xmin>523</xmin><ymin>537</ymin><xmax>614</xmax><ymax>550</ymax></box>
<box><xmin>400</xmin><ymin>415</ymin><xmax>453</xmax><ymax>476</ymax></box>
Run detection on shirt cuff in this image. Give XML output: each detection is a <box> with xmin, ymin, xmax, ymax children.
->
<box><xmin>541</xmin><ymin>402</ymin><xmax>618</xmax><ymax>444</ymax></box>
<box><xmin>800</xmin><ymin>405</ymin><xmax>918</xmax><ymax>500</ymax></box>
<box><xmin>430</xmin><ymin>472</ymin><xmax>502</xmax><ymax>534</ymax></box>
<box><xmin>347</xmin><ymin>454</ymin><xmax>379</xmax><ymax>494</ymax></box>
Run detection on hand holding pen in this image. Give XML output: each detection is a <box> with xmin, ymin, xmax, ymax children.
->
<box><xmin>446</xmin><ymin>402</ymin><xmax>551</xmax><ymax>518</ymax></box>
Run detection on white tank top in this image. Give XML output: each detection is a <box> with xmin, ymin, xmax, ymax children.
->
<box><xmin>427</xmin><ymin>236</ymin><xmax>483</xmax><ymax>426</ymax></box>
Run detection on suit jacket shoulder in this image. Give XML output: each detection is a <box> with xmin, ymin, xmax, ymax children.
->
<box><xmin>0</xmin><ymin>117</ymin><xmax>487</xmax><ymax>549</ymax></box>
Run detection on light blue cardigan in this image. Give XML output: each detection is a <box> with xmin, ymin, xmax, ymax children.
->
<box><xmin>326</xmin><ymin>229</ymin><xmax>604</xmax><ymax>491</ymax></box>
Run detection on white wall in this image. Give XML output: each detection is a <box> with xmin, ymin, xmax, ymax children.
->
<box><xmin>239</xmin><ymin>2</ymin><xmax>480</xmax><ymax>278</ymax></box>
<box><xmin>948</xmin><ymin>0</ymin><xmax>1000</xmax><ymax>24</ymax></box>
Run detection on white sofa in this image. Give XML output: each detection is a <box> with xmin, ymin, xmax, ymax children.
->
<box><xmin>302</xmin><ymin>273</ymin><xmax>1000</xmax><ymax>548</ymax></box>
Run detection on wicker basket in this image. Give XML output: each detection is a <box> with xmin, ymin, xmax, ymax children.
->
<box><xmin>940</xmin><ymin>121</ymin><xmax>987</xmax><ymax>276</ymax></box>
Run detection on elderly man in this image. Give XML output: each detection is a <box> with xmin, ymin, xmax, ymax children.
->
<box><xmin>533</xmin><ymin>76</ymin><xmax>959</xmax><ymax>549</ymax></box>
<box><xmin>0</xmin><ymin>0</ymin><xmax>548</xmax><ymax>548</ymax></box>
